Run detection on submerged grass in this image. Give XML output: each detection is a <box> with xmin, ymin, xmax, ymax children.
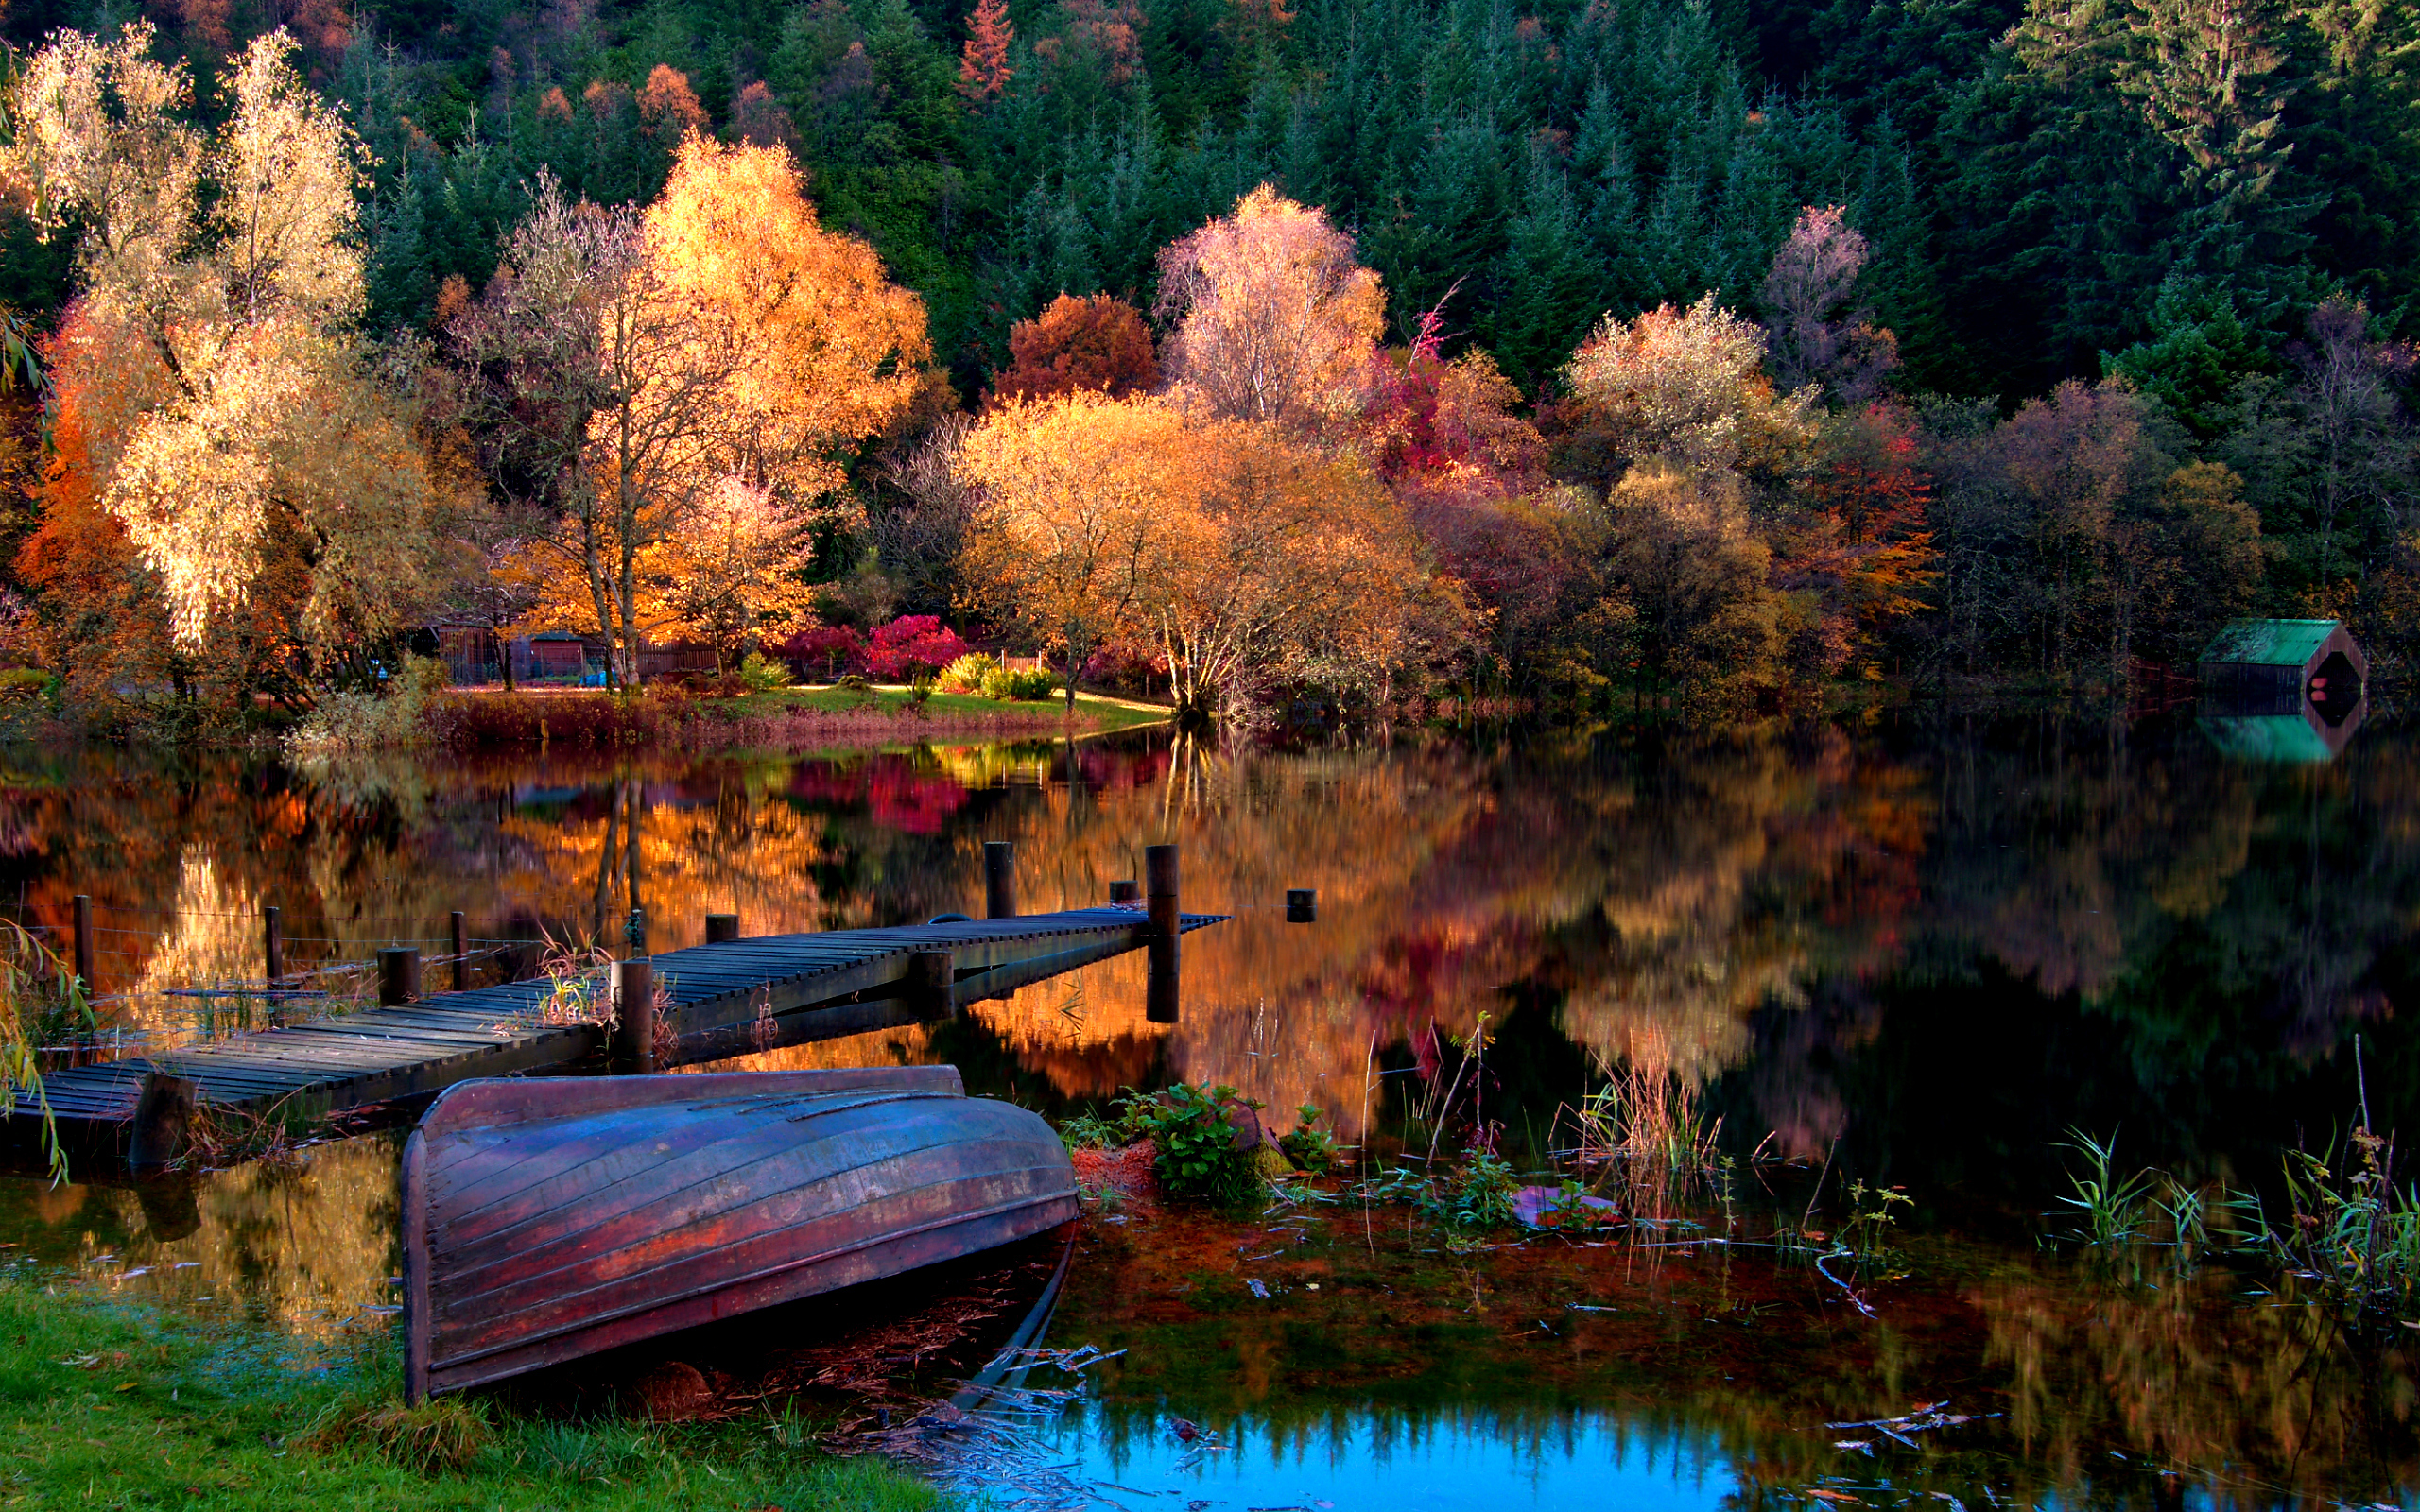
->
<box><xmin>0</xmin><ymin>1279</ymin><xmax>943</xmax><ymax>1510</ymax></box>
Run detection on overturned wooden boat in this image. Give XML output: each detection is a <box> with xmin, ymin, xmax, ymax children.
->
<box><xmin>401</xmin><ymin>1068</ymin><xmax>1078</xmax><ymax>1400</ymax></box>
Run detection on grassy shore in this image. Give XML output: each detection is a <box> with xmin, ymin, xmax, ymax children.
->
<box><xmin>0</xmin><ymin>1279</ymin><xmax>941</xmax><ymax>1511</ymax></box>
<box><xmin>724</xmin><ymin>683</ymin><xmax>1173</xmax><ymax>733</ymax></box>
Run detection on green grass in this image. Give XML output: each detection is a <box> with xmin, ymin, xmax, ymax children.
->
<box><xmin>716</xmin><ymin>684</ymin><xmax>1171</xmax><ymax>732</ymax></box>
<box><xmin>0</xmin><ymin>1280</ymin><xmax>943</xmax><ymax>1511</ymax></box>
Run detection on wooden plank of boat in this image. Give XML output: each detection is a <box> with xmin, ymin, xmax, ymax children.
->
<box><xmin>401</xmin><ymin>1067</ymin><xmax>1079</xmax><ymax>1400</ymax></box>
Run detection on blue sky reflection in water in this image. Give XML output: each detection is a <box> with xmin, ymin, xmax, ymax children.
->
<box><xmin>0</xmin><ymin>711</ymin><xmax>2413</xmax><ymax>1507</ymax></box>
<box><xmin>1030</xmin><ymin>1406</ymin><xmax>1735</xmax><ymax>1511</ymax></box>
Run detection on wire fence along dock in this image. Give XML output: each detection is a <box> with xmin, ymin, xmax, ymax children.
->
<box><xmin>8</xmin><ymin>851</ymin><xmax>1224</xmax><ymax>1161</ymax></box>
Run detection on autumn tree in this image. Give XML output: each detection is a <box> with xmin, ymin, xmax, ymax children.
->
<box><xmin>957</xmin><ymin>392</ymin><xmax>1195</xmax><ymax>707</ymax></box>
<box><xmin>1155</xmin><ymin>186</ymin><xmax>1384</xmax><ymax>435</ymax></box>
<box><xmin>993</xmin><ymin>294</ymin><xmax>1157</xmax><ymax>403</ymax></box>
<box><xmin>959</xmin><ymin>0</ymin><xmax>1015</xmax><ymax>102</ymax></box>
<box><xmin>2</xmin><ymin>26</ymin><xmax>458</xmax><ymax>695</ymax></box>
<box><xmin>642</xmin><ymin>477</ymin><xmax>821</xmax><ymax>669</ymax></box>
<box><xmin>1602</xmin><ymin>463</ymin><xmax>1783</xmax><ymax>709</ymax></box>
<box><xmin>1761</xmin><ymin>206</ymin><xmax>1899</xmax><ymax>404</ymax></box>
<box><xmin>454</xmin><ymin>139</ymin><xmax>929</xmax><ymax>685</ymax></box>
<box><xmin>1150</xmin><ymin>424</ymin><xmax>1464</xmax><ymax>720</ymax></box>
<box><xmin>1561</xmin><ymin>294</ymin><xmax>1816</xmax><ymax>485</ymax></box>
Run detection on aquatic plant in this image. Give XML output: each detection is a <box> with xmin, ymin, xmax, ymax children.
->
<box><xmin>1118</xmin><ymin>1082</ymin><xmax>1267</xmax><ymax>1206</ymax></box>
<box><xmin>2056</xmin><ymin>1130</ymin><xmax>2160</xmax><ymax>1249</ymax></box>
<box><xmin>2240</xmin><ymin>1125</ymin><xmax>2420</xmax><ymax>1320</ymax></box>
<box><xmin>1277</xmin><ymin>1103</ymin><xmax>1338</xmax><ymax>1177</ymax></box>
<box><xmin>1057</xmin><ymin>1108</ymin><xmax>1126</xmax><ymax>1152</ymax></box>
<box><xmin>1421</xmin><ymin>1143</ymin><xmax>1522</xmax><ymax>1230</ymax></box>
<box><xmin>1841</xmin><ymin>1179</ymin><xmax>1912</xmax><ymax>1264</ymax></box>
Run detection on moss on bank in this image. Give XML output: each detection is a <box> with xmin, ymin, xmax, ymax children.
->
<box><xmin>0</xmin><ymin>1280</ymin><xmax>942</xmax><ymax>1511</ymax></box>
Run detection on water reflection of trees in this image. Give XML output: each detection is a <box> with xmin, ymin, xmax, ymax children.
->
<box><xmin>0</xmin><ymin>1136</ymin><xmax>401</xmax><ymax>1344</ymax></box>
<box><xmin>2</xmin><ymin>719</ymin><xmax>2412</xmax><ymax>1171</ymax></box>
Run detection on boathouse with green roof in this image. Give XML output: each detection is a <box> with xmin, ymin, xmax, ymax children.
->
<box><xmin>2196</xmin><ymin>618</ymin><xmax>2366</xmax><ymax>714</ymax></box>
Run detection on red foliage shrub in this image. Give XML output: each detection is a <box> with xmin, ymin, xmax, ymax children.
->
<box><xmin>860</xmin><ymin>616</ymin><xmax>972</xmax><ymax>680</ymax></box>
<box><xmin>780</xmin><ymin>623</ymin><xmax>862</xmax><ymax>679</ymax></box>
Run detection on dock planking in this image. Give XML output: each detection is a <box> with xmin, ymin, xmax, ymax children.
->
<box><xmin>8</xmin><ymin>906</ymin><xmax>1223</xmax><ymax>1152</ymax></box>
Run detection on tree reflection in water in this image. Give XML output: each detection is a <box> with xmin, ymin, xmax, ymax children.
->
<box><xmin>0</xmin><ymin>715</ymin><xmax>2411</xmax><ymax>1503</ymax></box>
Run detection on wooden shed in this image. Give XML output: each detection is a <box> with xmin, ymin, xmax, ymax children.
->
<box><xmin>2195</xmin><ymin>619</ymin><xmax>2366</xmax><ymax>718</ymax></box>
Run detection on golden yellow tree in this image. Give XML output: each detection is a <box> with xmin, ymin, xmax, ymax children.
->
<box><xmin>958</xmin><ymin>392</ymin><xmax>1207</xmax><ymax>706</ymax></box>
<box><xmin>2</xmin><ymin>26</ymin><xmax>456</xmax><ymax>669</ymax></box>
<box><xmin>640</xmin><ymin>477</ymin><xmax>822</xmax><ymax>668</ymax></box>
<box><xmin>1150</xmin><ymin>425</ymin><xmax>1461</xmax><ymax>719</ymax></box>
<box><xmin>454</xmin><ymin>138</ymin><xmax>929</xmax><ymax>685</ymax></box>
<box><xmin>1154</xmin><ymin>185</ymin><xmax>1384</xmax><ymax>435</ymax></box>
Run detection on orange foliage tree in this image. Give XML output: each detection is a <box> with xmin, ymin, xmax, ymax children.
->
<box><xmin>958</xmin><ymin>0</ymin><xmax>1016</xmax><ymax>102</ymax></box>
<box><xmin>992</xmin><ymin>294</ymin><xmax>1157</xmax><ymax>403</ymax></box>
<box><xmin>2</xmin><ymin>26</ymin><xmax>460</xmax><ymax>703</ymax></box>
<box><xmin>454</xmin><ymin>139</ymin><xmax>929</xmax><ymax>685</ymax></box>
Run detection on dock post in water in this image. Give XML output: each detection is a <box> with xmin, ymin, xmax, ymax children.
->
<box><xmin>705</xmin><ymin>913</ymin><xmax>740</xmax><ymax>944</ymax></box>
<box><xmin>263</xmin><ymin>905</ymin><xmax>285</xmax><ymax>986</ymax></box>
<box><xmin>908</xmin><ymin>951</ymin><xmax>956</xmax><ymax>1021</ymax></box>
<box><xmin>614</xmin><ymin>959</ymin><xmax>656</xmax><ymax>1074</ymax></box>
<box><xmin>985</xmin><ymin>841</ymin><xmax>1017</xmax><ymax>919</ymax></box>
<box><xmin>72</xmin><ymin>894</ymin><xmax>94</xmax><ymax>991</ymax></box>
<box><xmin>451</xmin><ymin>912</ymin><xmax>469</xmax><ymax>992</ymax></box>
<box><xmin>379</xmin><ymin>947</ymin><xmax>423</xmax><ymax>1006</ymax></box>
<box><xmin>1145</xmin><ymin>846</ymin><xmax>1180</xmax><ymax>937</ymax></box>
<box><xmin>128</xmin><ymin>1072</ymin><xmax>197</xmax><ymax>1169</ymax></box>
<box><xmin>1145</xmin><ymin>845</ymin><xmax>1180</xmax><ymax>1023</ymax></box>
<box><xmin>1287</xmin><ymin>887</ymin><xmax>1318</xmax><ymax>923</ymax></box>
<box><xmin>1109</xmin><ymin>879</ymin><xmax>1140</xmax><ymax>904</ymax></box>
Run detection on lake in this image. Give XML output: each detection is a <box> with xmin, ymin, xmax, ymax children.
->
<box><xmin>0</xmin><ymin>710</ymin><xmax>2411</xmax><ymax>1508</ymax></box>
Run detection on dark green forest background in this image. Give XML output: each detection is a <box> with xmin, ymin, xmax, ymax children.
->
<box><xmin>2</xmin><ymin>0</ymin><xmax>2409</xmax><ymax>408</ymax></box>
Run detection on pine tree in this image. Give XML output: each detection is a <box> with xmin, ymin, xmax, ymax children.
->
<box><xmin>959</xmin><ymin>0</ymin><xmax>1014</xmax><ymax>102</ymax></box>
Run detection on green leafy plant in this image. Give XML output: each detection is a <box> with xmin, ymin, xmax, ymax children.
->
<box><xmin>1842</xmin><ymin>1178</ymin><xmax>1912</xmax><ymax>1263</ymax></box>
<box><xmin>1276</xmin><ymin>1102</ymin><xmax>1338</xmax><ymax>1176</ymax></box>
<box><xmin>735</xmin><ymin>651</ymin><xmax>788</xmax><ymax>693</ymax></box>
<box><xmin>2056</xmin><ymin>1129</ymin><xmax>2157</xmax><ymax>1248</ymax></box>
<box><xmin>935</xmin><ymin>652</ymin><xmax>998</xmax><ymax>693</ymax></box>
<box><xmin>2240</xmin><ymin>1126</ymin><xmax>2420</xmax><ymax>1319</ymax></box>
<box><xmin>1058</xmin><ymin>1108</ymin><xmax>1127</xmax><ymax>1151</ymax></box>
<box><xmin>1422</xmin><ymin>1143</ymin><xmax>1520</xmax><ymax>1230</ymax></box>
<box><xmin>1117</xmin><ymin>1082</ymin><xmax>1265</xmax><ymax>1205</ymax></box>
<box><xmin>978</xmin><ymin>664</ymin><xmax>1059</xmax><ymax>701</ymax></box>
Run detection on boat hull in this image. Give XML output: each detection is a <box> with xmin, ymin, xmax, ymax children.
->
<box><xmin>402</xmin><ymin>1069</ymin><xmax>1080</xmax><ymax>1399</ymax></box>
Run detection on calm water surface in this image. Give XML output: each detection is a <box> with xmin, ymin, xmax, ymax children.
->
<box><xmin>0</xmin><ymin>713</ymin><xmax>2413</xmax><ymax>1509</ymax></box>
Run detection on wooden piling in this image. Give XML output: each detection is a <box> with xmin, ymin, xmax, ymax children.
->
<box><xmin>705</xmin><ymin>913</ymin><xmax>740</xmax><ymax>944</ymax></box>
<box><xmin>984</xmin><ymin>841</ymin><xmax>1017</xmax><ymax>919</ymax></box>
<box><xmin>128</xmin><ymin>1072</ymin><xmax>198</xmax><ymax>1169</ymax></box>
<box><xmin>378</xmin><ymin>947</ymin><xmax>423</xmax><ymax>1006</ymax></box>
<box><xmin>1145</xmin><ymin>845</ymin><xmax>1180</xmax><ymax>938</ymax></box>
<box><xmin>263</xmin><ymin>905</ymin><xmax>284</xmax><ymax>986</ymax></box>
<box><xmin>1286</xmin><ymin>887</ymin><xmax>1318</xmax><ymax>923</ymax></box>
<box><xmin>907</xmin><ymin>951</ymin><xmax>956</xmax><ymax>1021</ymax></box>
<box><xmin>71</xmin><ymin>895</ymin><xmax>94</xmax><ymax>991</ymax></box>
<box><xmin>614</xmin><ymin>959</ymin><xmax>656</xmax><ymax>1074</ymax></box>
<box><xmin>1109</xmin><ymin>879</ymin><xmax>1140</xmax><ymax>904</ymax></box>
<box><xmin>1146</xmin><ymin>935</ymin><xmax>1180</xmax><ymax>1024</ymax></box>
<box><xmin>451</xmin><ymin>912</ymin><xmax>469</xmax><ymax>993</ymax></box>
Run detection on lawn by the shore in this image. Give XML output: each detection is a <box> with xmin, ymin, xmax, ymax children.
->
<box><xmin>0</xmin><ymin>1279</ymin><xmax>941</xmax><ymax>1511</ymax></box>
<box><xmin>713</xmin><ymin>683</ymin><xmax>1172</xmax><ymax>734</ymax></box>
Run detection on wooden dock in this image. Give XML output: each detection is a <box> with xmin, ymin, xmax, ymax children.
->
<box><xmin>7</xmin><ymin>906</ymin><xmax>1222</xmax><ymax>1158</ymax></box>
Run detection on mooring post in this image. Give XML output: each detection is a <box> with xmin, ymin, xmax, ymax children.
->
<box><xmin>263</xmin><ymin>904</ymin><xmax>284</xmax><ymax>986</ymax></box>
<box><xmin>378</xmin><ymin>947</ymin><xmax>423</xmax><ymax>1006</ymax></box>
<box><xmin>1146</xmin><ymin>935</ymin><xmax>1180</xmax><ymax>1024</ymax></box>
<box><xmin>908</xmin><ymin>950</ymin><xmax>956</xmax><ymax>1021</ymax></box>
<box><xmin>1287</xmin><ymin>887</ymin><xmax>1318</xmax><ymax>923</ymax></box>
<box><xmin>984</xmin><ymin>841</ymin><xmax>1017</xmax><ymax>919</ymax></box>
<box><xmin>71</xmin><ymin>894</ymin><xmax>94</xmax><ymax>992</ymax></box>
<box><xmin>624</xmin><ymin>906</ymin><xmax>648</xmax><ymax>957</ymax></box>
<box><xmin>1145</xmin><ymin>845</ymin><xmax>1180</xmax><ymax>937</ymax></box>
<box><xmin>704</xmin><ymin>913</ymin><xmax>740</xmax><ymax>944</ymax></box>
<box><xmin>128</xmin><ymin>1072</ymin><xmax>198</xmax><ymax>1170</ymax></box>
<box><xmin>1109</xmin><ymin>879</ymin><xmax>1140</xmax><ymax>905</ymax></box>
<box><xmin>450</xmin><ymin>912</ymin><xmax>469</xmax><ymax>993</ymax></box>
<box><xmin>614</xmin><ymin>959</ymin><xmax>656</xmax><ymax>1074</ymax></box>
